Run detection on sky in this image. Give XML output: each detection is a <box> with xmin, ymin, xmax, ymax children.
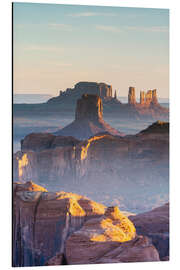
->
<box><xmin>13</xmin><ymin>3</ymin><xmax>169</xmax><ymax>98</ymax></box>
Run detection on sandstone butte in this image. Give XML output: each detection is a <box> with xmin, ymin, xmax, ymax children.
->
<box><xmin>46</xmin><ymin>82</ymin><xmax>168</xmax><ymax>120</ymax></box>
<box><xmin>13</xmin><ymin>181</ymin><xmax>161</xmax><ymax>267</ymax></box>
<box><xmin>55</xmin><ymin>94</ymin><xmax>124</xmax><ymax>140</ymax></box>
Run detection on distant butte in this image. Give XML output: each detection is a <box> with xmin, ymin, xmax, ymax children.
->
<box><xmin>55</xmin><ymin>94</ymin><xmax>124</xmax><ymax>139</ymax></box>
<box><xmin>47</xmin><ymin>81</ymin><xmax>169</xmax><ymax>120</ymax></box>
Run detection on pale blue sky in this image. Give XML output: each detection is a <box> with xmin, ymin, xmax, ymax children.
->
<box><xmin>13</xmin><ymin>3</ymin><xmax>169</xmax><ymax>98</ymax></box>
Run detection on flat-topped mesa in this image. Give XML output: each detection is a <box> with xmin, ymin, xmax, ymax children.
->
<box><xmin>128</xmin><ymin>87</ymin><xmax>136</xmax><ymax>104</ymax></box>
<box><xmin>75</xmin><ymin>94</ymin><xmax>103</xmax><ymax>121</ymax></box>
<box><xmin>74</xmin><ymin>82</ymin><xmax>112</xmax><ymax>98</ymax></box>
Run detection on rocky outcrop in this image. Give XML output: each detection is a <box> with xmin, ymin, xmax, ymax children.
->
<box><xmin>75</xmin><ymin>94</ymin><xmax>103</xmax><ymax>120</ymax></box>
<box><xmin>128</xmin><ymin>87</ymin><xmax>136</xmax><ymax>104</ymax></box>
<box><xmin>131</xmin><ymin>88</ymin><xmax>159</xmax><ymax>107</ymax></box>
<box><xmin>14</xmin><ymin>82</ymin><xmax>168</xmax><ymax>121</ymax></box>
<box><xmin>21</xmin><ymin>133</ymin><xmax>80</xmax><ymax>152</ymax></box>
<box><xmin>13</xmin><ymin>183</ymin><xmax>106</xmax><ymax>267</ymax></box>
<box><xmin>55</xmin><ymin>94</ymin><xmax>124</xmax><ymax>139</ymax></box>
<box><xmin>13</xmin><ymin>181</ymin><xmax>48</xmax><ymax>193</ymax></box>
<box><xmin>65</xmin><ymin>206</ymin><xmax>159</xmax><ymax>264</ymax></box>
<box><xmin>139</xmin><ymin>120</ymin><xmax>169</xmax><ymax>134</ymax></box>
<box><xmin>13</xmin><ymin>121</ymin><xmax>169</xmax><ymax>212</ymax></box>
<box><xmin>129</xmin><ymin>203</ymin><xmax>169</xmax><ymax>261</ymax></box>
<box><xmin>21</xmin><ymin>133</ymin><xmax>55</xmax><ymax>152</ymax></box>
<box><xmin>13</xmin><ymin>183</ymin><xmax>161</xmax><ymax>266</ymax></box>
<box><xmin>48</xmin><ymin>82</ymin><xmax>113</xmax><ymax>104</ymax></box>
<box><xmin>140</xmin><ymin>91</ymin><xmax>145</xmax><ymax>105</ymax></box>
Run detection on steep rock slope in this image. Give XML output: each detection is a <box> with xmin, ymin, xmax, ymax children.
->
<box><xmin>13</xmin><ymin>121</ymin><xmax>169</xmax><ymax>212</ymax></box>
<box><xmin>13</xmin><ymin>182</ymin><xmax>106</xmax><ymax>266</ymax></box>
<box><xmin>13</xmin><ymin>183</ymin><xmax>160</xmax><ymax>266</ymax></box>
<box><xmin>129</xmin><ymin>203</ymin><xmax>169</xmax><ymax>260</ymax></box>
<box><xmin>55</xmin><ymin>94</ymin><xmax>124</xmax><ymax>139</ymax></box>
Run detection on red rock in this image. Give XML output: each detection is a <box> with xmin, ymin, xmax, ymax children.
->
<box><xmin>56</xmin><ymin>94</ymin><xmax>124</xmax><ymax>139</ymax></box>
<box><xmin>129</xmin><ymin>203</ymin><xmax>169</xmax><ymax>260</ymax></box>
<box><xmin>13</xmin><ymin>183</ymin><xmax>106</xmax><ymax>266</ymax></box>
<box><xmin>128</xmin><ymin>87</ymin><xmax>136</xmax><ymax>104</ymax></box>
<box><xmin>65</xmin><ymin>206</ymin><xmax>159</xmax><ymax>264</ymax></box>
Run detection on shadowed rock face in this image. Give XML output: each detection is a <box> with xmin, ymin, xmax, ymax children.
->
<box><xmin>48</xmin><ymin>82</ymin><xmax>113</xmax><ymax>103</ymax></box>
<box><xmin>13</xmin><ymin>121</ymin><xmax>169</xmax><ymax>212</ymax></box>
<box><xmin>55</xmin><ymin>94</ymin><xmax>124</xmax><ymax>139</ymax></box>
<box><xmin>75</xmin><ymin>94</ymin><xmax>103</xmax><ymax>120</ymax></box>
<box><xmin>14</xmin><ymin>82</ymin><xmax>168</xmax><ymax>121</ymax></box>
<box><xmin>13</xmin><ymin>182</ymin><xmax>106</xmax><ymax>267</ymax></box>
<box><xmin>129</xmin><ymin>203</ymin><xmax>169</xmax><ymax>261</ymax></box>
<box><xmin>139</xmin><ymin>120</ymin><xmax>169</xmax><ymax>134</ymax></box>
<box><xmin>13</xmin><ymin>182</ymin><xmax>161</xmax><ymax>266</ymax></box>
<box><xmin>21</xmin><ymin>133</ymin><xmax>80</xmax><ymax>152</ymax></box>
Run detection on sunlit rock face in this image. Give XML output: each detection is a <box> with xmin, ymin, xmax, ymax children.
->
<box><xmin>128</xmin><ymin>87</ymin><xmax>136</xmax><ymax>104</ymax></box>
<box><xmin>13</xmin><ymin>182</ymin><xmax>106</xmax><ymax>267</ymax></box>
<box><xmin>13</xmin><ymin>182</ymin><xmax>160</xmax><ymax>266</ymax></box>
<box><xmin>13</xmin><ymin>121</ymin><xmax>169</xmax><ymax>212</ymax></box>
<box><xmin>65</xmin><ymin>206</ymin><xmax>159</xmax><ymax>265</ymax></box>
<box><xmin>55</xmin><ymin>94</ymin><xmax>124</xmax><ymax>140</ymax></box>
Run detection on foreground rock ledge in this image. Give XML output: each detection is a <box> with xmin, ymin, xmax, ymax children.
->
<box><xmin>13</xmin><ymin>181</ymin><xmax>161</xmax><ymax>266</ymax></box>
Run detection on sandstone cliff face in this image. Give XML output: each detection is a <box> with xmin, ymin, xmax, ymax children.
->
<box><xmin>128</xmin><ymin>87</ymin><xmax>136</xmax><ymax>104</ymax></box>
<box><xmin>48</xmin><ymin>81</ymin><xmax>113</xmax><ymax>104</ymax></box>
<box><xmin>13</xmin><ymin>183</ymin><xmax>161</xmax><ymax>266</ymax></box>
<box><xmin>21</xmin><ymin>133</ymin><xmax>80</xmax><ymax>152</ymax></box>
<box><xmin>13</xmin><ymin>183</ymin><xmax>106</xmax><ymax>266</ymax></box>
<box><xmin>129</xmin><ymin>203</ymin><xmax>169</xmax><ymax>261</ymax></box>
<box><xmin>129</xmin><ymin>87</ymin><xmax>158</xmax><ymax>106</ymax></box>
<box><xmin>75</xmin><ymin>94</ymin><xmax>103</xmax><ymax>120</ymax></box>
<box><xmin>55</xmin><ymin>94</ymin><xmax>124</xmax><ymax>139</ymax></box>
<box><xmin>13</xmin><ymin>121</ymin><xmax>169</xmax><ymax>212</ymax></box>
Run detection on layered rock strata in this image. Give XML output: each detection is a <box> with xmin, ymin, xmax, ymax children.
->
<box><xmin>13</xmin><ymin>121</ymin><xmax>169</xmax><ymax>212</ymax></box>
<box><xmin>129</xmin><ymin>203</ymin><xmax>169</xmax><ymax>260</ymax></box>
<box><xmin>13</xmin><ymin>182</ymin><xmax>106</xmax><ymax>266</ymax></box>
<box><xmin>13</xmin><ymin>183</ymin><xmax>161</xmax><ymax>266</ymax></box>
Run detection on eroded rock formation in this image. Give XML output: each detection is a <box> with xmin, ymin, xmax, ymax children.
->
<box><xmin>129</xmin><ymin>87</ymin><xmax>159</xmax><ymax>106</ymax></box>
<box><xmin>13</xmin><ymin>183</ymin><xmax>162</xmax><ymax>266</ymax></box>
<box><xmin>129</xmin><ymin>203</ymin><xmax>169</xmax><ymax>261</ymax></box>
<box><xmin>14</xmin><ymin>82</ymin><xmax>168</xmax><ymax>121</ymax></box>
<box><xmin>48</xmin><ymin>82</ymin><xmax>113</xmax><ymax>104</ymax></box>
<box><xmin>55</xmin><ymin>94</ymin><xmax>124</xmax><ymax>139</ymax></box>
<box><xmin>128</xmin><ymin>87</ymin><xmax>136</xmax><ymax>104</ymax></box>
<box><xmin>14</xmin><ymin>121</ymin><xmax>169</xmax><ymax>212</ymax></box>
<box><xmin>75</xmin><ymin>94</ymin><xmax>103</xmax><ymax>120</ymax></box>
<box><xmin>13</xmin><ymin>183</ymin><xmax>106</xmax><ymax>266</ymax></box>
